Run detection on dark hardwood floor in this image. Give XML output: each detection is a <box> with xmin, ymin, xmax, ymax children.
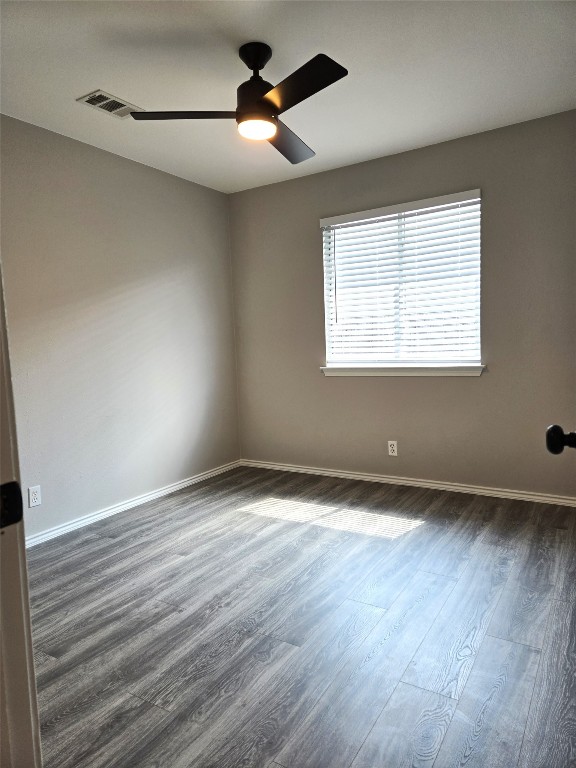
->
<box><xmin>26</xmin><ymin>467</ymin><xmax>576</xmax><ymax>768</ymax></box>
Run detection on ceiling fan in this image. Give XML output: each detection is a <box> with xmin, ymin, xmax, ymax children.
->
<box><xmin>131</xmin><ymin>42</ymin><xmax>348</xmax><ymax>164</ymax></box>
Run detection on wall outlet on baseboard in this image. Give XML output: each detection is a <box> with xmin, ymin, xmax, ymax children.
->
<box><xmin>28</xmin><ymin>485</ymin><xmax>42</xmax><ymax>507</ymax></box>
<box><xmin>388</xmin><ymin>441</ymin><xmax>398</xmax><ymax>457</ymax></box>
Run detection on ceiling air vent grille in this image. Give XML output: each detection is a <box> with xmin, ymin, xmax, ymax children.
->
<box><xmin>76</xmin><ymin>90</ymin><xmax>143</xmax><ymax>119</ymax></box>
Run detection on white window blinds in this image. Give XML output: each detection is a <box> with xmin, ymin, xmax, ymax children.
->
<box><xmin>321</xmin><ymin>190</ymin><xmax>481</xmax><ymax>368</ymax></box>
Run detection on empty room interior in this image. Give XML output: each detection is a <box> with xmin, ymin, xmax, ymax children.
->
<box><xmin>1</xmin><ymin>2</ymin><xmax>575</xmax><ymax>767</ymax></box>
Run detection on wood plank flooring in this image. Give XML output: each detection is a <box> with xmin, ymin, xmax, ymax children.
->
<box><xmin>26</xmin><ymin>467</ymin><xmax>576</xmax><ymax>768</ymax></box>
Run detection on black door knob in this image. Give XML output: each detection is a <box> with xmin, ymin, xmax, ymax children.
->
<box><xmin>0</xmin><ymin>481</ymin><xmax>23</xmax><ymax>529</ymax></box>
<box><xmin>546</xmin><ymin>424</ymin><xmax>576</xmax><ymax>454</ymax></box>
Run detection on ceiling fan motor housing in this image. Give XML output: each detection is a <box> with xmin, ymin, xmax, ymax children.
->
<box><xmin>236</xmin><ymin>76</ymin><xmax>276</xmax><ymax>125</ymax></box>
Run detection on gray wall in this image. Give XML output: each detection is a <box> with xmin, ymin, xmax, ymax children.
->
<box><xmin>2</xmin><ymin>111</ymin><xmax>574</xmax><ymax>541</ymax></box>
<box><xmin>230</xmin><ymin>111</ymin><xmax>576</xmax><ymax>498</ymax></box>
<box><xmin>1</xmin><ymin>116</ymin><xmax>239</xmax><ymax>538</ymax></box>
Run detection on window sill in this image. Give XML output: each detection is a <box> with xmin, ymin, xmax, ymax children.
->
<box><xmin>320</xmin><ymin>364</ymin><xmax>486</xmax><ymax>377</ymax></box>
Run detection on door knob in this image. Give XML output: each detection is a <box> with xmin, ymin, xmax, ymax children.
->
<box><xmin>546</xmin><ymin>424</ymin><xmax>576</xmax><ymax>455</ymax></box>
<box><xmin>1</xmin><ymin>481</ymin><xmax>23</xmax><ymax>529</ymax></box>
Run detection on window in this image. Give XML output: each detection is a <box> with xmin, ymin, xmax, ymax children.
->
<box><xmin>320</xmin><ymin>190</ymin><xmax>483</xmax><ymax>376</ymax></box>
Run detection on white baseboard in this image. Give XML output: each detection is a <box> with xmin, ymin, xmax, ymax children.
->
<box><xmin>26</xmin><ymin>456</ymin><xmax>575</xmax><ymax>548</ymax></box>
<box><xmin>25</xmin><ymin>461</ymin><xmax>243</xmax><ymax>548</ymax></box>
<box><xmin>241</xmin><ymin>459</ymin><xmax>576</xmax><ymax>508</ymax></box>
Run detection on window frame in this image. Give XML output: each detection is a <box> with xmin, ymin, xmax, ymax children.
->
<box><xmin>320</xmin><ymin>190</ymin><xmax>485</xmax><ymax>377</ymax></box>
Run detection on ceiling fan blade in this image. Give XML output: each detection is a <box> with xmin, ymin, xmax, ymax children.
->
<box><xmin>131</xmin><ymin>111</ymin><xmax>236</xmax><ymax>120</ymax></box>
<box><xmin>268</xmin><ymin>120</ymin><xmax>315</xmax><ymax>164</ymax></box>
<box><xmin>263</xmin><ymin>54</ymin><xmax>348</xmax><ymax>114</ymax></box>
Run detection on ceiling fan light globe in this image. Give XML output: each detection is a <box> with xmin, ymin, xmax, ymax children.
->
<box><xmin>238</xmin><ymin>118</ymin><xmax>277</xmax><ymax>141</ymax></box>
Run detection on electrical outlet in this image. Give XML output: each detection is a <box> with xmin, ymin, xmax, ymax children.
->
<box><xmin>388</xmin><ymin>441</ymin><xmax>398</xmax><ymax>457</ymax></box>
<box><xmin>28</xmin><ymin>485</ymin><xmax>41</xmax><ymax>507</ymax></box>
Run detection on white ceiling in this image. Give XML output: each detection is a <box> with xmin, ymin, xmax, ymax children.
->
<box><xmin>1</xmin><ymin>1</ymin><xmax>575</xmax><ymax>194</ymax></box>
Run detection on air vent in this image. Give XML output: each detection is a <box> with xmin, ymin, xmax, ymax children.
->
<box><xmin>76</xmin><ymin>90</ymin><xmax>143</xmax><ymax>119</ymax></box>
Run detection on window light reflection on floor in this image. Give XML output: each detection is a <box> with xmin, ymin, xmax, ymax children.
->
<box><xmin>238</xmin><ymin>497</ymin><xmax>423</xmax><ymax>539</ymax></box>
<box><xmin>239</xmin><ymin>498</ymin><xmax>336</xmax><ymax>523</ymax></box>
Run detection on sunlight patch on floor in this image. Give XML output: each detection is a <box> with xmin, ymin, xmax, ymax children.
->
<box><xmin>238</xmin><ymin>497</ymin><xmax>424</xmax><ymax>539</ymax></box>
<box><xmin>314</xmin><ymin>508</ymin><xmax>423</xmax><ymax>538</ymax></box>
<box><xmin>238</xmin><ymin>497</ymin><xmax>337</xmax><ymax>523</ymax></box>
